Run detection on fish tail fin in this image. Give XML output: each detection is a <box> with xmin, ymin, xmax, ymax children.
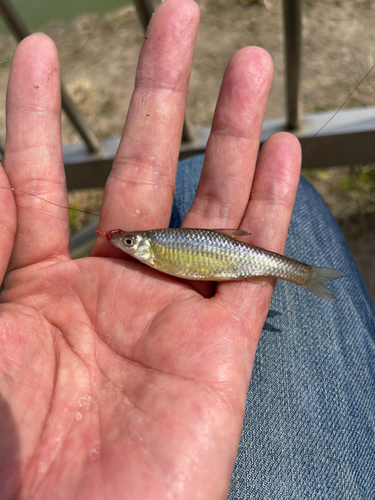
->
<box><xmin>303</xmin><ymin>266</ymin><xmax>346</xmax><ymax>302</ymax></box>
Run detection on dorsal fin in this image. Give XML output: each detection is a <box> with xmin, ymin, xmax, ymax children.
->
<box><xmin>212</xmin><ymin>229</ymin><xmax>251</xmax><ymax>238</ymax></box>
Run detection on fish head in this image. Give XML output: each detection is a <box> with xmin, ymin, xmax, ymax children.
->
<box><xmin>109</xmin><ymin>231</ymin><xmax>153</xmax><ymax>262</ymax></box>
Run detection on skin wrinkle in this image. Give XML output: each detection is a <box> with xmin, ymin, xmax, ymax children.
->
<box><xmin>242</xmin><ymin>67</ymin><xmax>271</xmax><ymax>88</ymax></box>
<box><xmin>190</xmin><ymin>178</ymin><xmax>253</xmax><ymax>221</ymax></box>
<box><xmin>7</xmin><ymin>105</ymin><xmax>61</xmax><ymax>120</ymax></box>
<box><xmin>98</xmin><ymin>267</ymin><xmax>187</xmax><ymax>346</ymax></box>
<box><xmin>92</xmin><ymin>348</ymin><xmax>132</xmax><ymax>401</ymax></box>
<box><xmin>7</xmin><ymin>71</ymin><xmax>60</xmax><ymax>101</ymax></box>
<box><xmin>36</xmin><ymin>271</ymin><xmax>98</xmax><ymax>351</ymax></box>
<box><xmin>160</xmin><ymin>7</ymin><xmax>197</xmax><ymax>48</ymax></box>
<box><xmin>71</xmin><ymin>265</ymin><xmax>103</xmax><ymax>330</ymax></box>
<box><xmin>25</xmin><ymin>341</ymin><xmax>59</xmax><ymax>493</ymax></box>
<box><xmin>94</xmin><ymin>416</ymin><xmax>105</xmax><ymax>500</ymax></box>
<box><xmin>118</xmin><ymin>287</ymin><xmax>189</xmax><ymax>350</ymax></box>
<box><xmin>137</xmin><ymin>16</ymin><xmax>197</xmax><ymax>89</ymax></box>
<box><xmin>10</xmin><ymin>179</ymin><xmax>66</xmax><ymax>205</ymax></box>
<box><xmin>142</xmin><ymin>302</ymin><xmax>238</xmax><ymax>383</ymax></box>
<box><xmin>196</xmin><ymin>171</ymin><xmax>250</xmax><ymax>198</ymax></box>
<box><xmin>109</xmin><ymin>166</ymin><xmax>176</xmax><ymax>196</ymax></box>
<box><xmin>216</xmin><ymin>124</ymin><xmax>258</xmax><ymax>149</ymax></box>
<box><xmin>112</xmin><ymin>152</ymin><xmax>173</xmax><ymax>180</ymax></box>
<box><xmin>9</xmin><ymin>249</ymin><xmax>71</xmax><ymax>273</ymax></box>
<box><xmin>136</xmin><ymin>65</ymin><xmax>191</xmax><ymax>94</ymax></box>
<box><xmin>124</xmin><ymin>102</ymin><xmax>185</xmax><ymax>156</ymax></box>
<box><xmin>201</xmin><ymin>386</ymin><xmax>244</xmax><ymax>432</ymax></box>
<box><xmin>216</xmin><ymin>280</ymin><xmax>273</xmax><ymax>330</ymax></box>
<box><xmin>221</xmin><ymin>91</ymin><xmax>259</xmax><ymax>127</ymax></box>
<box><xmin>98</xmin><ymin>265</ymin><xmax>124</xmax><ymax>346</ymax></box>
<box><xmin>250</xmin><ymin>148</ymin><xmax>296</xmax><ymax>201</ymax></box>
<box><xmin>188</xmin><ymin>178</ymin><xmax>255</xmax><ymax>224</ymax></box>
<box><xmin>251</xmin><ymin>144</ymin><xmax>300</xmax><ymax>206</ymax></box>
<box><xmin>93</xmin><ymin>262</ymin><xmax>111</xmax><ymax>341</ymax></box>
<box><xmin>164</xmin><ymin>451</ymin><xmax>200</xmax><ymax>498</ymax></box>
<box><xmin>216</xmin><ymin>68</ymin><xmax>270</xmax><ymax>108</ymax></box>
<box><xmin>28</xmin><ymin>293</ymin><xmax>51</xmax><ymax>318</ymax></box>
<box><xmin>131</xmin><ymin>86</ymin><xmax>185</xmax><ymax>117</ymax></box>
<box><xmin>43</xmin><ymin>313</ymin><xmax>89</xmax><ymax>365</ymax></box>
<box><xmin>209</xmin><ymin>295</ymin><xmax>249</xmax><ymax>344</ymax></box>
<box><xmin>188</xmin><ymin>194</ymin><xmax>232</xmax><ymax>222</ymax></box>
<box><xmin>112</xmin><ymin>308</ymin><xmax>156</xmax><ymax>344</ymax></box>
<box><xmin>213</xmin><ymin>94</ymin><xmax>262</xmax><ymax>129</ymax></box>
<box><xmin>7</xmin><ymin>115</ymin><xmax>61</xmax><ymax>144</ymax></box>
<box><xmin>168</xmin><ymin>301</ymin><xmax>200</xmax><ymax>354</ymax></box>
<box><xmin>30</xmin><ymin>411</ymin><xmax>81</xmax><ymax>497</ymax></box>
<box><xmin>92</xmin><ymin>339</ymin><xmax>227</xmax><ymax>444</ymax></box>
<box><xmin>207</xmin><ymin>297</ymin><xmax>254</xmax><ymax>365</ymax></box>
<box><xmin>5</xmin><ymin>275</ymin><xmax>56</xmax><ymax>317</ymax></box>
<box><xmin>161</xmin><ymin>50</ymin><xmax>192</xmax><ymax>83</ymax></box>
<box><xmin>241</xmin><ymin>50</ymin><xmax>273</xmax><ymax>80</ymax></box>
<box><xmin>183</xmin><ymin>342</ymin><xmax>231</xmax><ymax>383</ymax></box>
<box><xmin>154</xmin><ymin>388</ymin><xmax>241</xmax><ymax>497</ymax></box>
<box><xmin>12</xmin><ymin>176</ymin><xmax>66</xmax><ymax>195</ymax></box>
<box><xmin>207</xmin><ymin>134</ymin><xmax>257</xmax><ymax>157</ymax></box>
<box><xmin>121</xmin><ymin>93</ymin><xmax>179</xmax><ymax>128</ymax></box>
<box><xmin>8</xmin><ymin>155</ymin><xmax>56</xmax><ymax>178</ymax></box>
<box><xmin>8</xmin><ymin>134</ymin><xmax>61</xmax><ymax>160</ymax></box>
<box><xmin>247</xmin><ymin>229</ymin><xmax>283</xmax><ymax>256</ymax></box>
<box><xmin>33</xmin><ymin>332</ymin><xmax>98</xmax><ymax>489</ymax></box>
<box><xmin>152</xmin><ymin>90</ymin><xmax>186</xmax><ymax>112</ymax></box>
<box><xmin>250</xmin><ymin>183</ymin><xmax>296</xmax><ymax>210</ymax></box>
<box><xmin>111</xmin><ymin>373</ymin><xmax>151</xmax><ymax>422</ymax></box>
<box><xmin>116</xmin><ymin>336</ymin><xmax>229</xmax><ymax>391</ymax></box>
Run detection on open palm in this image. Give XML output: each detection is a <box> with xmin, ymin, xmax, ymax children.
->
<box><xmin>0</xmin><ymin>1</ymin><xmax>301</xmax><ymax>498</ymax></box>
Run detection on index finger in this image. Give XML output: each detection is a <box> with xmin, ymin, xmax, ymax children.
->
<box><xmin>4</xmin><ymin>34</ymin><xmax>70</xmax><ymax>271</ymax></box>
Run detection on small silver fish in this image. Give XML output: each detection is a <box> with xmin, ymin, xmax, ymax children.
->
<box><xmin>100</xmin><ymin>228</ymin><xmax>345</xmax><ymax>301</ymax></box>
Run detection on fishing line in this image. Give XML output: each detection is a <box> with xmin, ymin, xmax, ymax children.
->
<box><xmin>15</xmin><ymin>202</ymin><xmax>98</xmax><ymax>231</ymax></box>
<box><xmin>302</xmin><ymin>63</ymin><xmax>375</xmax><ymax>151</ymax></box>
<box><xmin>1</xmin><ymin>62</ymin><xmax>375</xmax><ymax>226</ymax></box>
<box><xmin>0</xmin><ymin>186</ymin><xmax>100</xmax><ymax>218</ymax></box>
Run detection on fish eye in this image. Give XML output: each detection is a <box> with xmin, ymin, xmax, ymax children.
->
<box><xmin>123</xmin><ymin>235</ymin><xmax>136</xmax><ymax>247</ymax></box>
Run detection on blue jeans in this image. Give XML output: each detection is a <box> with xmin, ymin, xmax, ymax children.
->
<box><xmin>171</xmin><ymin>155</ymin><xmax>375</xmax><ymax>499</ymax></box>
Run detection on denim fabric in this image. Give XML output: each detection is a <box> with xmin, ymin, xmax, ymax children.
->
<box><xmin>171</xmin><ymin>154</ymin><xmax>375</xmax><ymax>499</ymax></box>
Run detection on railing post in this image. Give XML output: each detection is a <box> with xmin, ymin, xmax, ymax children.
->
<box><xmin>60</xmin><ymin>87</ymin><xmax>103</xmax><ymax>154</ymax></box>
<box><xmin>0</xmin><ymin>0</ymin><xmax>103</xmax><ymax>154</ymax></box>
<box><xmin>132</xmin><ymin>0</ymin><xmax>155</xmax><ymax>32</ymax></box>
<box><xmin>0</xmin><ymin>136</ymin><xmax>5</xmax><ymax>157</ymax></box>
<box><xmin>282</xmin><ymin>0</ymin><xmax>302</xmax><ymax>131</ymax></box>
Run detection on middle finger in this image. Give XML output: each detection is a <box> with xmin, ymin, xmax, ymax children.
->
<box><xmin>96</xmin><ymin>0</ymin><xmax>200</xmax><ymax>256</ymax></box>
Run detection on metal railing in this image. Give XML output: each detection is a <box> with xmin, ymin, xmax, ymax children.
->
<box><xmin>1</xmin><ymin>0</ymin><xmax>375</xmax><ymax>185</ymax></box>
<box><xmin>0</xmin><ymin>0</ymin><xmax>103</xmax><ymax>154</ymax></box>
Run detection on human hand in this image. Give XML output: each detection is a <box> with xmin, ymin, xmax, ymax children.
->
<box><xmin>0</xmin><ymin>0</ymin><xmax>301</xmax><ymax>498</ymax></box>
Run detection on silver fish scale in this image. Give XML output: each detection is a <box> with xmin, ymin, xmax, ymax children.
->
<box><xmin>145</xmin><ymin>228</ymin><xmax>311</xmax><ymax>284</ymax></box>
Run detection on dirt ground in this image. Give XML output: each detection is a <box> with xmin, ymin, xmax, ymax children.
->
<box><xmin>0</xmin><ymin>0</ymin><xmax>374</xmax><ymax>304</ymax></box>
